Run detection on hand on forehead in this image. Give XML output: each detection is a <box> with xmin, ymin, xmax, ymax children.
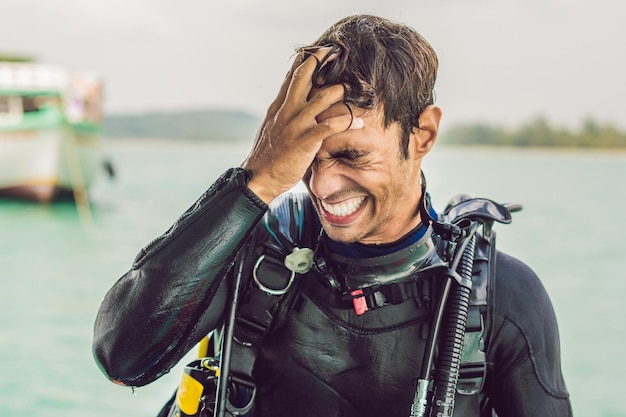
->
<box><xmin>314</xmin><ymin>100</ymin><xmax>372</xmax><ymax>127</ymax></box>
<box><xmin>300</xmin><ymin>47</ymin><xmax>373</xmax><ymax>127</ymax></box>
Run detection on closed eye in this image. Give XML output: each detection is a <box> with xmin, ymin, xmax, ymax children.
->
<box><xmin>329</xmin><ymin>148</ymin><xmax>369</xmax><ymax>164</ymax></box>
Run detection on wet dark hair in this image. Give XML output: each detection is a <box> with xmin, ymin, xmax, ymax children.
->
<box><xmin>299</xmin><ymin>15</ymin><xmax>438</xmax><ymax>158</ymax></box>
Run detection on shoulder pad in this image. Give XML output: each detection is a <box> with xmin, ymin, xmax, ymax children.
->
<box><xmin>263</xmin><ymin>192</ymin><xmax>318</xmax><ymax>253</ymax></box>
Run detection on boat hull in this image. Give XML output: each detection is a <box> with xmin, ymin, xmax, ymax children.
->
<box><xmin>0</xmin><ymin>126</ymin><xmax>103</xmax><ymax>202</ymax></box>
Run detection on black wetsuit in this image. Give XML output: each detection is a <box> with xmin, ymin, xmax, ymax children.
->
<box><xmin>93</xmin><ymin>168</ymin><xmax>572</xmax><ymax>417</ymax></box>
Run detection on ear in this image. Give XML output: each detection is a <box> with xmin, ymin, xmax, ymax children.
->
<box><xmin>410</xmin><ymin>105</ymin><xmax>442</xmax><ymax>157</ymax></box>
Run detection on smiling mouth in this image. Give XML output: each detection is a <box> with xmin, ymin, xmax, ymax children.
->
<box><xmin>320</xmin><ymin>196</ymin><xmax>366</xmax><ymax>217</ymax></box>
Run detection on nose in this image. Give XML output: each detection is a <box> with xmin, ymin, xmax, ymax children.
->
<box><xmin>307</xmin><ymin>159</ymin><xmax>345</xmax><ymax>200</ymax></box>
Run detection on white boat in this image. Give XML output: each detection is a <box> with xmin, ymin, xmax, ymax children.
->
<box><xmin>0</xmin><ymin>59</ymin><xmax>105</xmax><ymax>202</ymax></box>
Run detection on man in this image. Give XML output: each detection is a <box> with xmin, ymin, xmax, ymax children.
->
<box><xmin>93</xmin><ymin>15</ymin><xmax>572</xmax><ymax>417</ymax></box>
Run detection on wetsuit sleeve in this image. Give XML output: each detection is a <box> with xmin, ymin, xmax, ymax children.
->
<box><xmin>92</xmin><ymin>168</ymin><xmax>267</xmax><ymax>387</ymax></box>
<box><xmin>485</xmin><ymin>252</ymin><xmax>572</xmax><ymax>417</ymax></box>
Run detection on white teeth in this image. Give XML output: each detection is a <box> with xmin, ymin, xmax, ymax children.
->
<box><xmin>321</xmin><ymin>197</ymin><xmax>365</xmax><ymax>217</ymax></box>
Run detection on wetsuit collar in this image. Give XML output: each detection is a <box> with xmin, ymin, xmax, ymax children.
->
<box><xmin>324</xmin><ymin>225</ymin><xmax>446</xmax><ymax>290</ymax></box>
<box><xmin>319</xmin><ymin>198</ymin><xmax>444</xmax><ymax>290</ymax></box>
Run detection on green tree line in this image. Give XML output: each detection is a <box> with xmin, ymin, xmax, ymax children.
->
<box><xmin>440</xmin><ymin>117</ymin><xmax>626</xmax><ymax>148</ymax></box>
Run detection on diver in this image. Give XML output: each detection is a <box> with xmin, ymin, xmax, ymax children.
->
<box><xmin>93</xmin><ymin>14</ymin><xmax>572</xmax><ymax>417</ymax></box>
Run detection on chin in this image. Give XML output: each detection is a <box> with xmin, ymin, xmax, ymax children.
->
<box><xmin>321</xmin><ymin>224</ymin><xmax>363</xmax><ymax>244</ymax></box>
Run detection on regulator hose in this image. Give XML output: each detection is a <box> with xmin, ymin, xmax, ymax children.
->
<box><xmin>428</xmin><ymin>228</ymin><xmax>477</xmax><ymax>417</ymax></box>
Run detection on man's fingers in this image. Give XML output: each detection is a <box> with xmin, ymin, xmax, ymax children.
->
<box><xmin>271</xmin><ymin>56</ymin><xmax>318</xmax><ymax>122</ymax></box>
<box><xmin>267</xmin><ymin>47</ymin><xmax>328</xmax><ymax>118</ymax></box>
<box><xmin>297</xmin><ymin>84</ymin><xmax>345</xmax><ymax>121</ymax></box>
<box><xmin>289</xmin><ymin>48</ymin><xmax>339</xmax><ymax>104</ymax></box>
<box><xmin>270</xmin><ymin>46</ymin><xmax>342</xmax><ymax>128</ymax></box>
<box><xmin>293</xmin><ymin>108</ymin><xmax>364</xmax><ymax>149</ymax></box>
<box><xmin>280</xmin><ymin>84</ymin><xmax>363</xmax><ymax>150</ymax></box>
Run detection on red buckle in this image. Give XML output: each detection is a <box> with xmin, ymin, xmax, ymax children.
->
<box><xmin>351</xmin><ymin>289</ymin><xmax>368</xmax><ymax>316</ymax></box>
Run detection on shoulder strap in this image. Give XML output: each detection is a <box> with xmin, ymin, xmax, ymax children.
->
<box><xmin>228</xmin><ymin>192</ymin><xmax>316</xmax><ymax>381</ymax></box>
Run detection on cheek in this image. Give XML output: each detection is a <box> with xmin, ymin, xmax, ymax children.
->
<box><xmin>362</xmin><ymin>179</ymin><xmax>392</xmax><ymax>208</ymax></box>
<box><xmin>371</xmin><ymin>171</ymin><xmax>407</xmax><ymax>208</ymax></box>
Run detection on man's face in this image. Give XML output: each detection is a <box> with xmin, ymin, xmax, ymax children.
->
<box><xmin>305</xmin><ymin>105</ymin><xmax>424</xmax><ymax>245</ymax></box>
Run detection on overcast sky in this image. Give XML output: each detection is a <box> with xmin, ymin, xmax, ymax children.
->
<box><xmin>2</xmin><ymin>0</ymin><xmax>625</xmax><ymax>129</ymax></box>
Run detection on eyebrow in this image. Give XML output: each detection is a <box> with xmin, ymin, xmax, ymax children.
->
<box><xmin>328</xmin><ymin>148</ymin><xmax>369</xmax><ymax>161</ymax></box>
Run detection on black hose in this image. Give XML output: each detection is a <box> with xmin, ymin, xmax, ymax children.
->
<box><xmin>420</xmin><ymin>279</ymin><xmax>451</xmax><ymax>379</ymax></box>
<box><xmin>214</xmin><ymin>255</ymin><xmax>246</xmax><ymax>417</ymax></box>
<box><xmin>428</xmin><ymin>232</ymin><xmax>476</xmax><ymax>417</ymax></box>
<box><xmin>410</xmin><ymin>275</ymin><xmax>452</xmax><ymax>417</ymax></box>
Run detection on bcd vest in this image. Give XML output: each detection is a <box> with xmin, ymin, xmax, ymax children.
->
<box><xmin>164</xmin><ymin>191</ymin><xmax>516</xmax><ymax>417</ymax></box>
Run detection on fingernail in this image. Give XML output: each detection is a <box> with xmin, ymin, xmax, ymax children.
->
<box><xmin>350</xmin><ymin>117</ymin><xmax>364</xmax><ymax>129</ymax></box>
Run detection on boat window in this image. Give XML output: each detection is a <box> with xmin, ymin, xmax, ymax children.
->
<box><xmin>0</xmin><ymin>96</ymin><xmax>8</xmax><ymax>113</ymax></box>
<box><xmin>0</xmin><ymin>96</ymin><xmax>23</xmax><ymax>125</ymax></box>
<box><xmin>22</xmin><ymin>96</ymin><xmax>39</xmax><ymax>112</ymax></box>
<box><xmin>21</xmin><ymin>95</ymin><xmax>60</xmax><ymax>113</ymax></box>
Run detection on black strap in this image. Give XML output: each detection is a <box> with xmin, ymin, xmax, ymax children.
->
<box><xmin>229</xmin><ymin>251</ymin><xmax>296</xmax><ymax>379</ymax></box>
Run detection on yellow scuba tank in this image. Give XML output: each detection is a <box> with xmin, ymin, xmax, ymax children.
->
<box><xmin>168</xmin><ymin>336</ymin><xmax>220</xmax><ymax>417</ymax></box>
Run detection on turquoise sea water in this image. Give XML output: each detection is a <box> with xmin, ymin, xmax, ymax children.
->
<box><xmin>1</xmin><ymin>140</ymin><xmax>624</xmax><ymax>417</ymax></box>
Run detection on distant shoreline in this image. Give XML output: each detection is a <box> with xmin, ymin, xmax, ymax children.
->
<box><xmin>102</xmin><ymin>137</ymin><xmax>626</xmax><ymax>156</ymax></box>
<box><xmin>435</xmin><ymin>143</ymin><xmax>626</xmax><ymax>154</ymax></box>
<box><xmin>439</xmin><ymin>117</ymin><xmax>626</xmax><ymax>149</ymax></box>
<box><xmin>102</xmin><ymin>110</ymin><xmax>626</xmax><ymax>149</ymax></box>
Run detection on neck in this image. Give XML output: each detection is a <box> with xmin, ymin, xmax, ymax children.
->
<box><xmin>326</xmin><ymin>220</ymin><xmax>428</xmax><ymax>258</ymax></box>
